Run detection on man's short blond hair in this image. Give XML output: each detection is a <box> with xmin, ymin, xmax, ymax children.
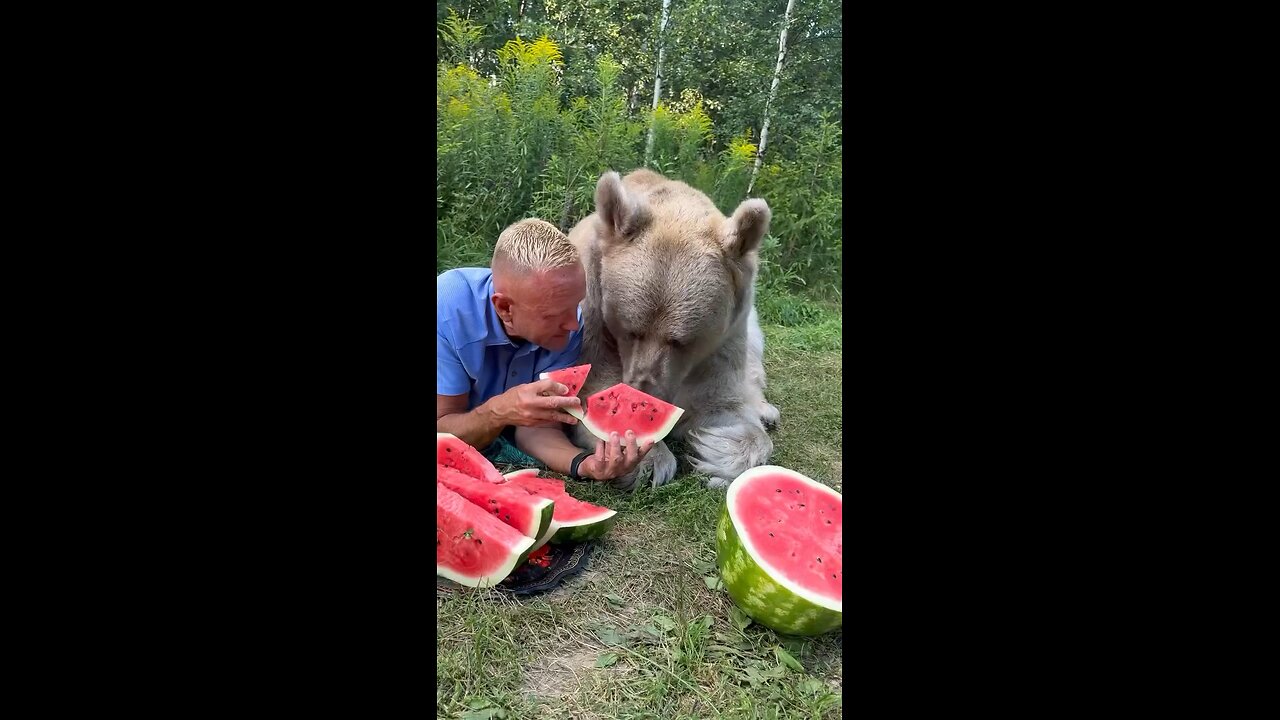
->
<box><xmin>493</xmin><ymin>218</ymin><xmax>579</xmax><ymax>273</ymax></box>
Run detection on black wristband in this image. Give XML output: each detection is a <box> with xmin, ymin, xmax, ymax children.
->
<box><xmin>568</xmin><ymin>451</ymin><xmax>592</xmax><ymax>481</ymax></box>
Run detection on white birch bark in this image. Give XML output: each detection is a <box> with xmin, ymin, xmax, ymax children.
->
<box><xmin>644</xmin><ymin>0</ymin><xmax>673</xmax><ymax>166</ymax></box>
<box><xmin>747</xmin><ymin>0</ymin><xmax>796</xmax><ymax>194</ymax></box>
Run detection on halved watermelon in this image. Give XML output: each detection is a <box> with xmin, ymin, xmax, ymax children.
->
<box><xmin>504</xmin><ymin>473</ymin><xmax>617</xmax><ymax>544</ymax></box>
<box><xmin>437</xmin><ymin>432</ymin><xmax>505</xmax><ymax>484</ymax></box>
<box><xmin>437</xmin><ymin>482</ymin><xmax>534</xmax><ymax>588</ymax></box>
<box><xmin>437</xmin><ymin>464</ymin><xmax>554</xmax><ymax>542</ymax></box>
<box><xmin>566</xmin><ymin>382</ymin><xmax>684</xmax><ymax>445</ymax></box>
<box><xmin>539</xmin><ymin>363</ymin><xmax>592</xmax><ymax>396</ymax></box>
<box><xmin>715</xmin><ymin>466</ymin><xmax>841</xmax><ymax>636</ymax></box>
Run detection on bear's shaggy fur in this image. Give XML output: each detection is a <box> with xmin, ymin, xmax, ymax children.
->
<box><xmin>567</xmin><ymin>168</ymin><xmax>779</xmax><ymax>490</ymax></box>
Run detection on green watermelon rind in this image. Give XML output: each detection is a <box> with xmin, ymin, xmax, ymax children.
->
<box><xmin>501</xmin><ymin>469</ymin><xmax>618</xmax><ymax>545</ymax></box>
<box><xmin>565</xmin><ymin>383</ymin><xmax>684</xmax><ymax>445</ymax></box>
<box><xmin>548</xmin><ymin>510</ymin><xmax>617</xmax><ymax>544</ymax></box>
<box><xmin>500</xmin><ymin>469</ymin><xmax>561</xmax><ymax>549</ymax></box>
<box><xmin>715</xmin><ymin>466</ymin><xmax>842</xmax><ymax>637</ymax></box>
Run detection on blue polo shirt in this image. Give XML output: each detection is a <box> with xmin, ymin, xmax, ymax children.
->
<box><xmin>437</xmin><ymin>267</ymin><xmax>584</xmax><ymax>410</ymax></box>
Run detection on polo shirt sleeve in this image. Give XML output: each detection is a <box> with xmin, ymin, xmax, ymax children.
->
<box><xmin>437</xmin><ymin>327</ymin><xmax>471</xmax><ymax>396</ymax></box>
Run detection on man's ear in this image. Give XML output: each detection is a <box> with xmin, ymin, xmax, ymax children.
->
<box><xmin>491</xmin><ymin>293</ymin><xmax>513</xmax><ymax>322</ymax></box>
<box><xmin>595</xmin><ymin>171</ymin><xmax>649</xmax><ymax>241</ymax></box>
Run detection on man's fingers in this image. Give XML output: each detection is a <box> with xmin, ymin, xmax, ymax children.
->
<box><xmin>541</xmin><ymin>410</ymin><xmax>577</xmax><ymax>425</ymax></box>
<box><xmin>529</xmin><ymin>378</ymin><xmax>568</xmax><ymax>396</ymax></box>
<box><xmin>539</xmin><ymin>395</ymin><xmax>582</xmax><ymax>411</ymax></box>
<box><xmin>607</xmin><ymin>432</ymin><xmax>622</xmax><ymax>468</ymax></box>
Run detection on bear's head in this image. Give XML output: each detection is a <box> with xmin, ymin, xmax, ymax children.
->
<box><xmin>585</xmin><ymin>170</ymin><xmax>770</xmax><ymax>400</ymax></box>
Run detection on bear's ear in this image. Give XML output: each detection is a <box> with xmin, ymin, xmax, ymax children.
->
<box><xmin>722</xmin><ymin>198</ymin><xmax>771</xmax><ymax>258</ymax></box>
<box><xmin>595</xmin><ymin>171</ymin><xmax>649</xmax><ymax>241</ymax></box>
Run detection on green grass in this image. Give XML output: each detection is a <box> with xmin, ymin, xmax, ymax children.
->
<box><xmin>437</xmin><ymin>299</ymin><xmax>843</xmax><ymax>720</ymax></box>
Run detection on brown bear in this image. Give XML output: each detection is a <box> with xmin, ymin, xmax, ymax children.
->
<box><xmin>567</xmin><ymin>168</ymin><xmax>779</xmax><ymax>490</ymax></box>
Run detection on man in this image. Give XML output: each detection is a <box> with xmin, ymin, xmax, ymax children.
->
<box><xmin>437</xmin><ymin>218</ymin><xmax>652</xmax><ymax>482</ymax></box>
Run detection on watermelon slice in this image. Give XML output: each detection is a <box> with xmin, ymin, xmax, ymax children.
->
<box><xmin>539</xmin><ymin>363</ymin><xmax>592</xmax><ymax>396</ymax></box>
<box><xmin>565</xmin><ymin>382</ymin><xmax>684</xmax><ymax>445</ymax></box>
<box><xmin>502</xmin><ymin>468</ymin><xmax>562</xmax><ymax>492</ymax></box>
<box><xmin>504</xmin><ymin>473</ymin><xmax>617</xmax><ymax>544</ymax></box>
<box><xmin>437</xmin><ymin>482</ymin><xmax>534</xmax><ymax>588</ymax></box>
<box><xmin>437</xmin><ymin>432</ymin><xmax>505</xmax><ymax>484</ymax></box>
<box><xmin>437</xmin><ymin>464</ymin><xmax>554</xmax><ymax>542</ymax></box>
<box><xmin>715</xmin><ymin>466</ymin><xmax>842</xmax><ymax>636</ymax></box>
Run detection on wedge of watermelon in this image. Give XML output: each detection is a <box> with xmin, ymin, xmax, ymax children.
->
<box><xmin>504</xmin><ymin>473</ymin><xmax>617</xmax><ymax>544</ymax></box>
<box><xmin>539</xmin><ymin>363</ymin><xmax>591</xmax><ymax>396</ymax></box>
<box><xmin>437</xmin><ymin>432</ymin><xmax>505</xmax><ymax>484</ymax></box>
<box><xmin>437</xmin><ymin>464</ymin><xmax>554</xmax><ymax>542</ymax></box>
<box><xmin>502</xmin><ymin>468</ymin><xmax>563</xmax><ymax>492</ymax></box>
<box><xmin>715</xmin><ymin>466</ymin><xmax>841</xmax><ymax>636</ymax></box>
<box><xmin>565</xmin><ymin>382</ymin><xmax>684</xmax><ymax>445</ymax></box>
<box><xmin>437</xmin><ymin>482</ymin><xmax>534</xmax><ymax>588</ymax></box>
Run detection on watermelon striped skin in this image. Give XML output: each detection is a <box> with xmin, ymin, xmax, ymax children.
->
<box><xmin>548</xmin><ymin>514</ymin><xmax>618</xmax><ymax>544</ymax></box>
<box><xmin>715</xmin><ymin>466</ymin><xmax>842</xmax><ymax>636</ymax></box>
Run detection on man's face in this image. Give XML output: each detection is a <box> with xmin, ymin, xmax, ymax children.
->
<box><xmin>492</xmin><ymin>263</ymin><xmax>585</xmax><ymax>351</ymax></box>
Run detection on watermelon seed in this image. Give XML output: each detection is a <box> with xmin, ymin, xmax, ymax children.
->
<box><xmin>817</xmin><ymin>557</ymin><xmax>822</xmax><ymax>563</ymax></box>
<box><xmin>476</xmin><ymin>539</ymin><xmax>483</xmax><ymax>545</ymax></box>
<box><xmin>768</xmin><ymin>532</ymin><xmax>774</xmax><ymax>537</ymax></box>
<box><xmin>832</xmin><ymin>574</ymin><xmax>837</xmax><ymax>578</ymax></box>
<box><xmin>799</xmin><ymin>503</ymin><xmax>805</xmax><ymax>508</ymax></box>
<box><xmin>776</xmin><ymin>489</ymin><xmax>781</xmax><ymax>493</ymax></box>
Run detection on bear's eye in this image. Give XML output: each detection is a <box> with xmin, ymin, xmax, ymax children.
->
<box><xmin>669</xmin><ymin>338</ymin><xmax>684</xmax><ymax>349</ymax></box>
<box><xmin>630</xmin><ymin>331</ymin><xmax>644</xmax><ymax>341</ymax></box>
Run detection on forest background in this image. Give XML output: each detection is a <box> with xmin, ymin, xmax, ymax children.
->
<box><xmin>436</xmin><ymin>0</ymin><xmax>842</xmax><ymax>324</ymax></box>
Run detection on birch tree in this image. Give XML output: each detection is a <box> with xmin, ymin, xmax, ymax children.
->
<box><xmin>747</xmin><ymin>0</ymin><xmax>796</xmax><ymax>194</ymax></box>
<box><xmin>644</xmin><ymin>0</ymin><xmax>673</xmax><ymax>166</ymax></box>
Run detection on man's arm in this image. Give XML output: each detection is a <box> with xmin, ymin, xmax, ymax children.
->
<box><xmin>437</xmin><ymin>393</ymin><xmax>506</xmax><ymax>450</ymax></box>
<box><xmin>438</xmin><ymin>382</ymin><xmax>584</xmax><ymax>450</ymax></box>
<box><xmin>515</xmin><ymin>426</ymin><xmax>651</xmax><ymax>481</ymax></box>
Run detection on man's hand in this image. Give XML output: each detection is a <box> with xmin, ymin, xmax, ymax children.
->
<box><xmin>490</xmin><ymin>379</ymin><xmax>582</xmax><ymax>428</ymax></box>
<box><xmin>580</xmin><ymin>430</ymin><xmax>653</xmax><ymax>481</ymax></box>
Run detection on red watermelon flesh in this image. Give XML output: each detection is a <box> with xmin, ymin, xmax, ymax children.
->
<box><xmin>715</xmin><ymin>466</ymin><xmax>841</xmax><ymax>635</ymax></box>
<box><xmin>566</xmin><ymin>382</ymin><xmax>685</xmax><ymax>445</ymax></box>
<box><xmin>539</xmin><ymin>363</ymin><xmax>592</xmax><ymax>396</ymax></box>
<box><xmin>437</xmin><ymin>482</ymin><xmax>533</xmax><ymax>588</ymax></box>
<box><xmin>437</xmin><ymin>432</ymin><xmax>505</xmax><ymax>484</ymax></box>
<box><xmin>730</xmin><ymin>469</ymin><xmax>842</xmax><ymax>601</ymax></box>
<box><xmin>437</xmin><ymin>464</ymin><xmax>555</xmax><ymax>541</ymax></box>
<box><xmin>503</xmin><ymin>473</ymin><xmax>617</xmax><ymax>544</ymax></box>
<box><xmin>502</xmin><ymin>469</ymin><xmax>564</xmax><ymax>493</ymax></box>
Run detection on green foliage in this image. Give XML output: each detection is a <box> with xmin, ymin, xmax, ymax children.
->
<box><xmin>436</xmin><ymin>3</ymin><xmax>842</xmax><ymax>300</ymax></box>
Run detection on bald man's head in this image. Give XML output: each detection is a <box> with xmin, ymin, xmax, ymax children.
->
<box><xmin>490</xmin><ymin>218</ymin><xmax>585</xmax><ymax>351</ymax></box>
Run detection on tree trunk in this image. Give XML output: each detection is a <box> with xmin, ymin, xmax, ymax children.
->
<box><xmin>747</xmin><ymin>0</ymin><xmax>796</xmax><ymax>195</ymax></box>
<box><xmin>644</xmin><ymin>0</ymin><xmax>673</xmax><ymax>166</ymax></box>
